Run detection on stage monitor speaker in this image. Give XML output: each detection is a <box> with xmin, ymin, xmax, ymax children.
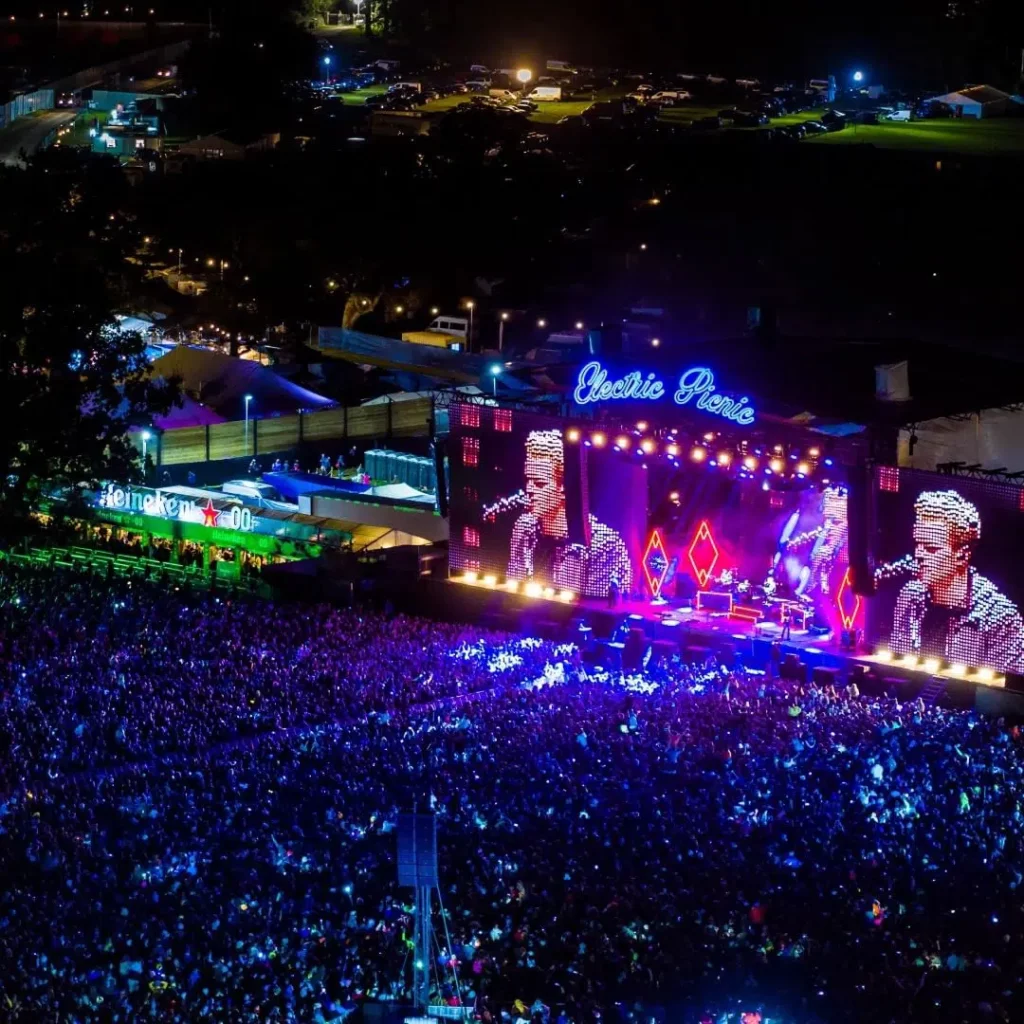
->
<box><xmin>432</xmin><ymin>440</ymin><xmax>448</xmax><ymax>518</ymax></box>
<box><xmin>847</xmin><ymin>463</ymin><xmax>875</xmax><ymax>596</ymax></box>
<box><xmin>623</xmin><ymin>627</ymin><xmax>647</xmax><ymax>671</ymax></box>
<box><xmin>397</xmin><ymin>813</ymin><xmax>438</xmax><ymax>888</ymax></box>
<box><xmin>563</xmin><ymin>439</ymin><xmax>591</xmax><ymax>547</ymax></box>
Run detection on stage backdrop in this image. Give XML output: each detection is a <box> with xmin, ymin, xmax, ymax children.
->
<box><xmin>649</xmin><ymin>467</ymin><xmax>854</xmax><ymax>633</ymax></box>
<box><xmin>867</xmin><ymin>466</ymin><xmax>1024</xmax><ymax>676</ymax></box>
<box><xmin>449</xmin><ymin>404</ymin><xmax>645</xmax><ymax>598</ymax></box>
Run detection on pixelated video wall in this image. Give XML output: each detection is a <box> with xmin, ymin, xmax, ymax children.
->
<box><xmin>449</xmin><ymin>404</ymin><xmax>645</xmax><ymax>598</ymax></box>
<box><xmin>868</xmin><ymin>467</ymin><xmax>1024</xmax><ymax>676</ymax></box>
<box><xmin>649</xmin><ymin>467</ymin><xmax>854</xmax><ymax>632</ymax></box>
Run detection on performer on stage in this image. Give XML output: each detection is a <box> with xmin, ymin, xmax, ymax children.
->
<box><xmin>506</xmin><ymin>429</ymin><xmax>632</xmax><ymax>598</ymax></box>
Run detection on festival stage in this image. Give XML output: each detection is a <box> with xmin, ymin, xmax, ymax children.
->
<box><xmin>427</xmin><ymin>576</ymin><xmax>1023</xmax><ymax>715</ymax></box>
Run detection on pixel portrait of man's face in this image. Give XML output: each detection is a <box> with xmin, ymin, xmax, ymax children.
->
<box><xmin>525</xmin><ymin>452</ymin><xmax>565</xmax><ymax>534</ymax></box>
<box><xmin>913</xmin><ymin>513</ymin><xmax>966</xmax><ymax>594</ymax></box>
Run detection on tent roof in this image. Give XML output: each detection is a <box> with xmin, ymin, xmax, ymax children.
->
<box><xmin>149</xmin><ymin>346</ymin><xmax>335</xmax><ymax>421</ymax></box>
<box><xmin>929</xmin><ymin>85</ymin><xmax>1011</xmax><ymax>105</ymax></box>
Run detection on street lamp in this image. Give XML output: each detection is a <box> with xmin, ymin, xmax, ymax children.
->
<box><xmin>465</xmin><ymin>300</ymin><xmax>475</xmax><ymax>349</ymax></box>
<box><xmin>516</xmin><ymin>68</ymin><xmax>532</xmax><ymax>94</ymax></box>
<box><xmin>141</xmin><ymin>430</ymin><xmax>151</xmax><ymax>472</ymax></box>
<box><xmin>537</xmin><ymin>318</ymin><xmax>546</xmax><ymax>329</ymax></box>
<box><xmin>575</xmin><ymin>321</ymin><xmax>584</xmax><ymax>331</ymax></box>
<box><xmin>853</xmin><ymin>70</ymin><xmax>864</xmax><ymax>83</ymax></box>
<box><xmin>490</xmin><ymin>363</ymin><xmax>502</xmax><ymax>396</ymax></box>
<box><xmin>498</xmin><ymin>311</ymin><xmax>509</xmax><ymax>351</ymax></box>
<box><xmin>244</xmin><ymin>394</ymin><xmax>254</xmax><ymax>451</ymax></box>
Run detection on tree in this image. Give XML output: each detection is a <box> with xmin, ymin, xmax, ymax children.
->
<box><xmin>0</xmin><ymin>150</ymin><xmax>176</xmax><ymax>529</ymax></box>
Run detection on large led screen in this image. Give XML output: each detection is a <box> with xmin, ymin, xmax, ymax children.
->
<box><xmin>449</xmin><ymin>404</ymin><xmax>645</xmax><ymax>598</ymax></box>
<box><xmin>650</xmin><ymin>470</ymin><xmax>854</xmax><ymax>633</ymax></box>
<box><xmin>868</xmin><ymin>467</ymin><xmax>1024</xmax><ymax>675</ymax></box>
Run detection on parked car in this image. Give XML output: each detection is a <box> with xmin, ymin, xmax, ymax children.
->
<box><xmin>649</xmin><ymin>90</ymin><xmax>692</xmax><ymax>107</ymax></box>
<box><xmin>732</xmin><ymin>110</ymin><xmax>769</xmax><ymax>127</ymax></box>
<box><xmin>528</xmin><ymin>86</ymin><xmax>563</xmax><ymax>102</ymax></box>
<box><xmin>466</xmin><ymin>78</ymin><xmax>491</xmax><ymax>92</ymax></box>
<box><xmin>516</xmin><ymin>99</ymin><xmax>539</xmax><ymax>112</ymax></box>
<box><xmin>691</xmin><ymin>115</ymin><xmax>723</xmax><ymax>130</ymax></box>
<box><xmin>628</xmin><ymin>85</ymin><xmax>655</xmax><ymax>102</ymax></box>
<box><xmin>800</xmin><ymin>120</ymin><xmax>829</xmax><ymax>134</ymax></box>
<box><xmin>820</xmin><ymin>109</ymin><xmax>848</xmax><ymax>131</ymax></box>
<box><xmin>880</xmin><ymin>107</ymin><xmax>911</xmax><ymax>122</ymax></box>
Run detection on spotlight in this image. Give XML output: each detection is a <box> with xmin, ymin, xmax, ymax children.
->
<box><xmin>566</xmin><ymin>428</ymin><xmax>580</xmax><ymax>443</ymax></box>
<box><xmin>876</xmin><ymin>650</ymin><xmax>892</xmax><ymax>661</ymax></box>
<box><xmin>769</xmin><ymin>458</ymin><xmax>784</xmax><ymax>473</ymax></box>
<box><xmin>743</xmin><ymin>455</ymin><xmax>758</xmax><ymax>471</ymax></box>
<box><xmin>615</xmin><ymin>435</ymin><xmax>631</xmax><ymax>450</ymax></box>
<box><xmin>665</xmin><ymin>444</ymin><xmax>680</xmax><ymax>457</ymax></box>
<box><xmin>796</xmin><ymin>462</ymin><xmax>810</xmax><ymax>476</ymax></box>
<box><xmin>691</xmin><ymin>447</ymin><xmax>706</xmax><ymax>462</ymax></box>
<box><xmin>808</xmin><ymin>447</ymin><xmax>820</xmax><ymax>458</ymax></box>
<box><xmin>524</xmin><ymin>581</ymin><xmax>543</xmax><ymax>598</ymax></box>
<box><xmin>575</xmin><ymin>321</ymin><xmax>584</xmax><ymax>331</ymax></box>
<box><xmin>977</xmin><ymin>667</ymin><xmax>995</xmax><ymax>682</ymax></box>
<box><xmin>669</xmin><ymin>491</ymin><xmax>680</xmax><ymax>501</ymax></box>
<box><xmin>543</xmin><ymin>586</ymin><xmax>555</xmax><ymax>599</ymax></box>
<box><xmin>591</xmin><ymin>432</ymin><xmax>606</xmax><ymax>447</ymax></box>
<box><xmin>505</xmin><ymin>579</ymin><xmax>519</xmax><ymax>592</ymax></box>
<box><xmin>558</xmin><ymin>589</ymin><xmax>575</xmax><ymax>602</ymax></box>
<box><xmin>703</xmin><ymin>432</ymin><xmax>715</xmax><ymax>443</ymax></box>
<box><xmin>717</xmin><ymin>452</ymin><xmax>732</xmax><ymax>467</ymax></box>
<box><xmin>483</xmin><ymin>574</ymin><xmax>497</xmax><ymax>587</ymax></box>
<box><xmin>640</xmin><ymin>439</ymin><xmax>655</xmax><ymax>454</ymax></box>
<box><xmin>923</xmin><ymin>658</ymin><xmax>941</xmax><ymax>674</ymax></box>
<box><xmin>635</xmin><ymin>421</ymin><xmax>648</xmax><ymax>431</ymax></box>
<box><xmin>899</xmin><ymin>654</ymin><xmax>918</xmax><ymax>667</ymax></box>
<box><xmin>464</xmin><ymin>570</ymin><xmax>478</xmax><ymax>582</ymax></box>
<box><xmin>948</xmin><ymin>663</ymin><xmax>965</xmax><ymax>676</ymax></box>
<box><xmin>651</xmin><ymin>337</ymin><xmax>660</xmax><ymax>347</ymax></box>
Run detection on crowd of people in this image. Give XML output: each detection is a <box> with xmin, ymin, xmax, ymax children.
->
<box><xmin>1</xmin><ymin>561</ymin><xmax>1023</xmax><ymax>1023</ymax></box>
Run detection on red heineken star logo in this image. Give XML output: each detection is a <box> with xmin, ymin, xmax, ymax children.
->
<box><xmin>201</xmin><ymin>500</ymin><xmax>219</xmax><ymax>528</ymax></box>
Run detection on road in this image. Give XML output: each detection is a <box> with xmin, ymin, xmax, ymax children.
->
<box><xmin>0</xmin><ymin>110</ymin><xmax>77</xmax><ymax>167</ymax></box>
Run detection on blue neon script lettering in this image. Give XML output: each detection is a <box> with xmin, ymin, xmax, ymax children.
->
<box><xmin>573</xmin><ymin>361</ymin><xmax>665</xmax><ymax>404</ymax></box>
<box><xmin>573</xmin><ymin>361</ymin><xmax>756</xmax><ymax>425</ymax></box>
<box><xmin>674</xmin><ymin>366</ymin><xmax>755</xmax><ymax>426</ymax></box>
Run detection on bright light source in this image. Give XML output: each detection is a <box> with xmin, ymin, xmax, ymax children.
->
<box><xmin>395</xmin><ymin>305</ymin><xmax>404</xmax><ymax>314</ymax></box>
<box><xmin>505</xmin><ymin>579</ymin><xmax>519</xmax><ymax>592</ymax></box>
<box><xmin>141</xmin><ymin>430</ymin><xmax>152</xmax><ymax>440</ymax></box>
<box><xmin>636</xmin><ymin>421</ymin><xmax>648</xmax><ymax>431</ymax></box>
<box><xmin>669</xmin><ymin>491</ymin><xmax>680</xmax><ymax>501</ymax></box>
<box><xmin>465</xmin><ymin>300</ymin><xmax>474</xmax><ymax>309</ymax></box>
<box><xmin>566</xmin><ymin>428</ymin><xmax>580</xmax><ymax>442</ymax></box>
<box><xmin>640</xmin><ymin>439</ymin><xmax>655</xmax><ymax>454</ymax></box>
<box><xmin>665</xmin><ymin>444</ymin><xmax>679</xmax><ymax>457</ymax></box>
<box><xmin>516</xmin><ymin>68</ymin><xmax>532</xmax><ymax>84</ymax></box>
<box><xmin>483</xmin><ymin>574</ymin><xmax>497</xmax><ymax>587</ymax></box>
<box><xmin>796</xmin><ymin>461</ymin><xmax>810</xmax><ymax>476</ymax></box>
<box><xmin>691</xmin><ymin>447</ymin><xmax>706</xmax><ymax>462</ymax></box>
<box><xmin>651</xmin><ymin>337</ymin><xmax>660</xmax><ymax>347</ymax></box>
<box><xmin>923</xmin><ymin>658</ymin><xmax>941</xmax><ymax>674</ymax></box>
<box><xmin>949</xmin><ymin>663</ymin><xmax>965</xmax><ymax>676</ymax></box>
<box><xmin>615</xmin><ymin>435</ymin><xmax>631</xmax><ymax>450</ymax></box>
<box><xmin>464</xmin><ymin>570</ymin><xmax>478</xmax><ymax>582</ymax></box>
<box><xmin>591</xmin><ymin>432</ymin><xmax>606</xmax><ymax>447</ymax></box>
<box><xmin>639</xmin><ymin>242</ymin><xmax>647</xmax><ymax>251</ymax></box>
<box><xmin>899</xmin><ymin>654</ymin><xmax>918</xmax><ymax>667</ymax></box>
<box><xmin>808</xmin><ymin>447</ymin><xmax>820</xmax><ymax>458</ymax></box>
<box><xmin>649</xmin><ymin>197</ymin><xmax>661</xmax><ymax>205</ymax></box>
<box><xmin>743</xmin><ymin>455</ymin><xmax>757</xmax><ymax>471</ymax></box>
<box><xmin>524</xmin><ymin>581</ymin><xmax>543</xmax><ymax>598</ymax></box>
<box><xmin>769</xmin><ymin>458</ymin><xmax>784</xmax><ymax>473</ymax></box>
<box><xmin>323</xmin><ymin>56</ymin><xmax>332</xmax><ymax>66</ymax></box>
<box><xmin>537</xmin><ymin>318</ymin><xmax>547</xmax><ymax>328</ymax></box>
<box><xmin>490</xmin><ymin>364</ymin><xmax>502</xmax><ymax>376</ymax></box>
<box><xmin>876</xmin><ymin>650</ymin><xmax>892</xmax><ymax>662</ymax></box>
<box><xmin>500</xmin><ymin>311</ymin><xmax>509</xmax><ymax>320</ymax></box>
<box><xmin>558</xmin><ymin>589</ymin><xmax>574</xmax><ymax>602</ymax></box>
<box><xmin>543</xmin><ymin>586</ymin><xmax>555</xmax><ymax>599</ymax></box>
<box><xmin>853</xmin><ymin>70</ymin><xmax>863</xmax><ymax>82</ymax></box>
<box><xmin>575</xmin><ymin>321</ymin><xmax>584</xmax><ymax>330</ymax></box>
<box><xmin>717</xmin><ymin>451</ymin><xmax>732</xmax><ymax>467</ymax></box>
<box><xmin>430</xmin><ymin>306</ymin><xmax>439</xmax><ymax>315</ymax></box>
<box><xmin>977</xmin><ymin>667</ymin><xmax>995</xmax><ymax>682</ymax></box>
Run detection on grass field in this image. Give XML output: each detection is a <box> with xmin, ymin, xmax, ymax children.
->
<box><xmin>334</xmin><ymin>86</ymin><xmax>1024</xmax><ymax>153</ymax></box>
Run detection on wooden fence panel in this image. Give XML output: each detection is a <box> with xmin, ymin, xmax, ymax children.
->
<box><xmin>208</xmin><ymin>421</ymin><xmax>251</xmax><ymax>461</ymax></box>
<box><xmin>257</xmin><ymin>414</ymin><xmax>300</xmax><ymax>453</ymax></box>
<box><xmin>391</xmin><ymin>398</ymin><xmax>432</xmax><ymax>435</ymax></box>
<box><xmin>301</xmin><ymin>407</ymin><xmax>346</xmax><ymax>442</ymax></box>
<box><xmin>159</xmin><ymin>426</ymin><xmax>207</xmax><ymax>466</ymax></box>
<box><xmin>346</xmin><ymin>404</ymin><xmax>389</xmax><ymax>438</ymax></box>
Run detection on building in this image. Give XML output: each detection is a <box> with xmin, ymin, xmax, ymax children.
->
<box><xmin>175</xmin><ymin>130</ymin><xmax>281</xmax><ymax>161</ymax></box>
<box><xmin>925</xmin><ymin>85</ymin><xmax>1014</xmax><ymax>119</ymax></box>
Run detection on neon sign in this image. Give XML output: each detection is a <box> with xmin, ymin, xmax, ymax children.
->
<box><xmin>572</xmin><ymin>361</ymin><xmax>756</xmax><ymax>425</ymax></box>
<box><xmin>97</xmin><ymin>484</ymin><xmax>257</xmax><ymax>532</ymax></box>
